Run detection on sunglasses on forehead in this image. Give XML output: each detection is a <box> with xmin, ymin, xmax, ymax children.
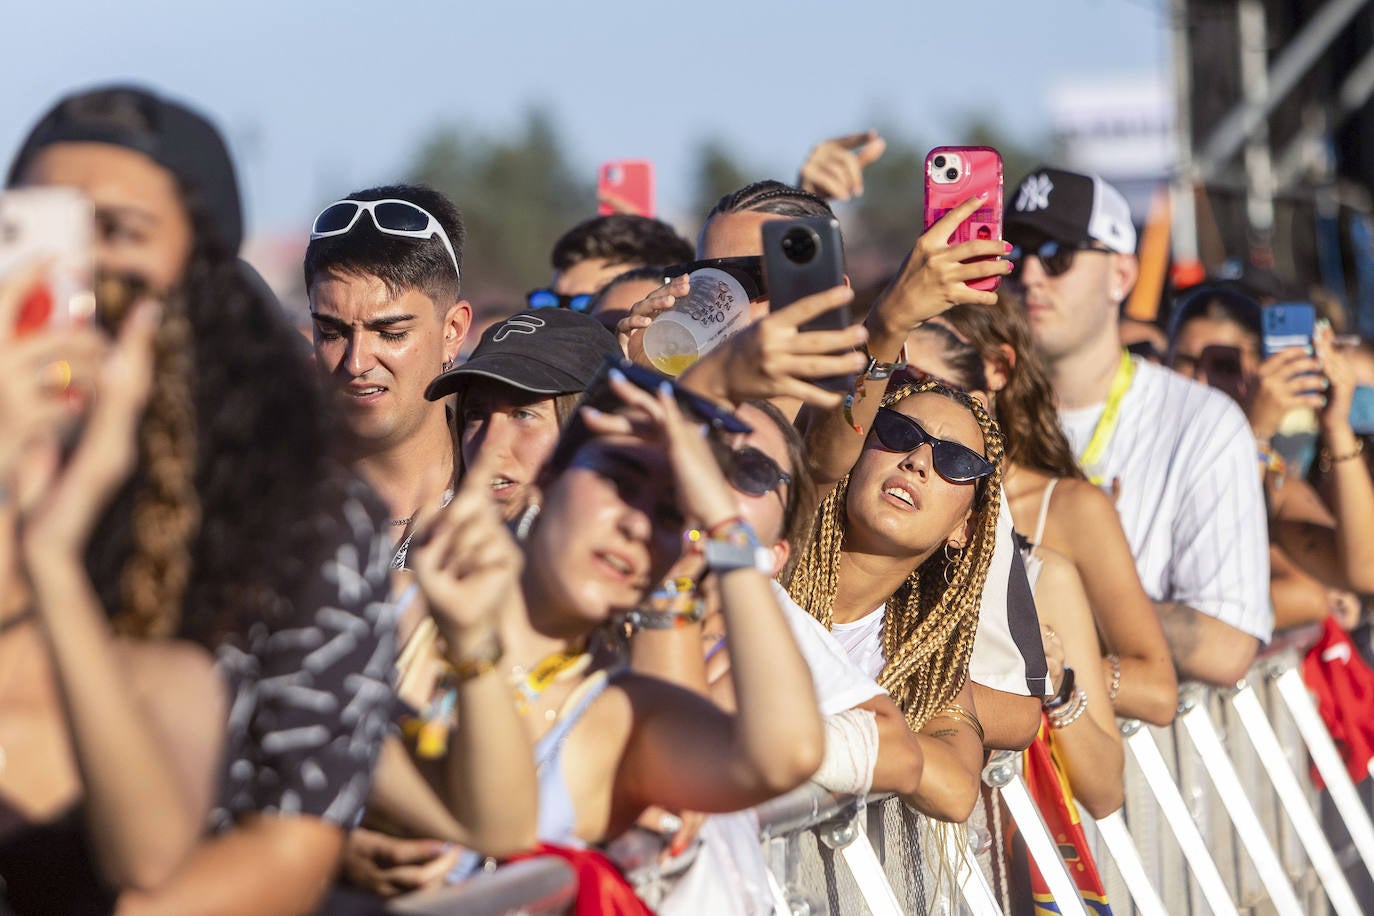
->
<box><xmin>311</xmin><ymin>199</ymin><xmax>461</xmax><ymax>283</ymax></box>
<box><xmin>722</xmin><ymin>445</ymin><xmax>791</xmax><ymax>505</ymax></box>
<box><xmin>1006</xmin><ymin>239</ymin><xmax>1113</xmax><ymax>279</ymax></box>
<box><xmin>871</xmin><ymin>408</ymin><xmax>995</xmax><ymax>483</ymax></box>
<box><xmin>661</xmin><ymin>256</ymin><xmax>767</xmax><ymax>302</ymax></box>
<box><xmin>527</xmin><ymin>288</ymin><xmax>594</xmax><ymax>313</ymax></box>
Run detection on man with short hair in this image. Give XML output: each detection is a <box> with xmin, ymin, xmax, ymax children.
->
<box><xmin>304</xmin><ymin>184</ymin><xmax>471</xmax><ymax>563</ymax></box>
<box><xmin>528</xmin><ymin>213</ymin><xmax>693</xmax><ymax>311</ymax></box>
<box><xmin>1004</xmin><ymin>166</ymin><xmax>1270</xmax><ymax>685</ymax></box>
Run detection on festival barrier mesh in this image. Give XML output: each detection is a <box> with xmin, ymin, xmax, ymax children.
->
<box><xmin>382</xmin><ymin>632</ymin><xmax>1374</xmax><ymax>914</ymax></box>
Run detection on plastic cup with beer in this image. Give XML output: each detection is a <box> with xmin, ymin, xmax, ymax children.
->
<box><xmin>642</xmin><ymin>267</ymin><xmax>751</xmax><ymax>375</ymax></box>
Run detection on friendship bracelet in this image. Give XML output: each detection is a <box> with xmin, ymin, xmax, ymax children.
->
<box><xmin>628</xmin><ymin>604</ymin><xmax>706</xmax><ymax>631</ymax></box>
<box><xmin>842</xmin><ymin>344</ymin><xmax>908</xmax><ymax>434</ymax></box>
<box><xmin>1106</xmin><ymin>653</ymin><xmax>1122</xmax><ymax>705</ymax></box>
<box><xmin>932</xmin><ymin>702</ymin><xmax>985</xmax><ymax>745</ymax></box>
<box><xmin>1047</xmin><ymin>686</ymin><xmax>1089</xmax><ymax>729</ymax></box>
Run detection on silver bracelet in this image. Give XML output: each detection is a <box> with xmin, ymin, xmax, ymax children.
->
<box><xmin>1047</xmin><ymin>686</ymin><xmax>1089</xmax><ymax>729</ymax></box>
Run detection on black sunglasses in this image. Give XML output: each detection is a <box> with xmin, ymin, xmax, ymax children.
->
<box><xmin>724</xmin><ymin>446</ymin><xmax>792</xmax><ymax>504</ymax></box>
<box><xmin>1007</xmin><ymin>239</ymin><xmax>1113</xmax><ymax>279</ymax></box>
<box><xmin>871</xmin><ymin>408</ymin><xmax>995</xmax><ymax>483</ymax></box>
<box><xmin>527</xmin><ymin>288</ymin><xmax>595</xmax><ymax>313</ymax></box>
<box><xmin>662</xmin><ymin>256</ymin><xmax>767</xmax><ymax>302</ymax></box>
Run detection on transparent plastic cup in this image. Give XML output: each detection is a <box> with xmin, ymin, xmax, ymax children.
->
<box><xmin>642</xmin><ymin>267</ymin><xmax>750</xmax><ymax>376</ymax></box>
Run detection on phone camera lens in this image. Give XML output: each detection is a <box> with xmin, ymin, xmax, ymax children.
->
<box><xmin>933</xmin><ymin>155</ymin><xmax>947</xmax><ymax>169</ymax></box>
<box><xmin>780</xmin><ymin>227</ymin><xmax>818</xmax><ymax>265</ymax></box>
<box><xmin>945</xmin><ymin>168</ymin><xmax>959</xmax><ymax>181</ymax></box>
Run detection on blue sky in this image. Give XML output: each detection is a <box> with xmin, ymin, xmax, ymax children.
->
<box><xmin>2</xmin><ymin>0</ymin><xmax>1171</xmax><ymax>236</ymax></box>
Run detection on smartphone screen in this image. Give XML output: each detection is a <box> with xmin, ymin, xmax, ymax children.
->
<box><xmin>922</xmin><ymin>146</ymin><xmax>1003</xmax><ymax>292</ymax></box>
<box><xmin>598</xmin><ymin>160</ymin><xmax>655</xmax><ymax>218</ymax></box>
<box><xmin>0</xmin><ymin>188</ymin><xmax>95</xmax><ymax>336</ymax></box>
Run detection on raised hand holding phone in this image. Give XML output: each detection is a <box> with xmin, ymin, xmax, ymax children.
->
<box><xmin>867</xmin><ymin>195</ymin><xmax>1012</xmax><ymax>341</ymax></box>
<box><xmin>598</xmin><ymin>160</ymin><xmax>655</xmax><ymax>217</ymax></box>
<box><xmin>923</xmin><ymin>146</ymin><xmax>1004</xmax><ymax>292</ymax></box>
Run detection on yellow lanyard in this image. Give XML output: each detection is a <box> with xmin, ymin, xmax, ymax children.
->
<box><xmin>514</xmin><ymin>648</ymin><xmax>591</xmax><ymax>714</ymax></box>
<box><xmin>1078</xmin><ymin>351</ymin><xmax>1136</xmax><ymax>487</ymax></box>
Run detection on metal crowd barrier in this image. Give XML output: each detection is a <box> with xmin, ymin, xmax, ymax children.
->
<box><xmin>378</xmin><ymin>625</ymin><xmax>1374</xmax><ymax>914</ymax></box>
<box><xmin>385</xmin><ymin>857</ymin><xmax>576</xmax><ymax>915</ymax></box>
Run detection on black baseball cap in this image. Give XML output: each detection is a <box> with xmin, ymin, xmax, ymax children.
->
<box><xmin>7</xmin><ymin>84</ymin><xmax>244</xmax><ymax>254</ymax></box>
<box><xmin>1004</xmin><ymin>166</ymin><xmax>1136</xmax><ymax>255</ymax></box>
<box><xmin>425</xmin><ymin>308</ymin><xmax>621</xmax><ymax>401</ymax></box>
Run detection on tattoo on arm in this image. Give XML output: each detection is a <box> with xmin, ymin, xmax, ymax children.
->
<box><xmin>928</xmin><ymin>728</ymin><xmax>961</xmax><ymax>739</ymax></box>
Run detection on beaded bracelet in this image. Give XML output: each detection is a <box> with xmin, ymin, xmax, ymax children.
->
<box><xmin>451</xmin><ymin>632</ymin><xmax>505</xmax><ymax>684</ymax></box>
<box><xmin>627</xmin><ymin>576</ymin><xmax>705</xmax><ymax>631</ymax></box>
<box><xmin>1106</xmin><ymin>653</ymin><xmax>1122</xmax><ymax>705</ymax></box>
<box><xmin>1047</xmin><ymin>686</ymin><xmax>1089</xmax><ymax>729</ymax></box>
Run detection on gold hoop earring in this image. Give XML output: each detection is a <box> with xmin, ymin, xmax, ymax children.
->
<box><xmin>943</xmin><ymin>541</ymin><xmax>963</xmax><ymax>586</ymax></box>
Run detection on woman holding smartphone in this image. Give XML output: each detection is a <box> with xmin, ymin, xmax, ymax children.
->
<box><xmin>1168</xmin><ymin>286</ymin><xmax>1374</xmax><ymax>626</ymax></box>
<box><xmin>0</xmin><ymin>85</ymin><xmax>536</xmax><ymax>915</ymax></box>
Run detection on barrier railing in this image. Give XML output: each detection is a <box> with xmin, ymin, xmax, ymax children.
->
<box><xmin>379</xmin><ymin>629</ymin><xmax>1374</xmax><ymax>915</ymax></box>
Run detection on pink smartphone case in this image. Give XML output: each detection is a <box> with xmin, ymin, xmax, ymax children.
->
<box><xmin>598</xmin><ymin>160</ymin><xmax>655</xmax><ymax>218</ymax></box>
<box><xmin>923</xmin><ymin>146</ymin><xmax>1004</xmax><ymax>292</ymax></box>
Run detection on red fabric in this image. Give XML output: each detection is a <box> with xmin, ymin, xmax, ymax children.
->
<box><xmin>1022</xmin><ymin>714</ymin><xmax>1112</xmax><ymax>915</ymax></box>
<box><xmin>1302</xmin><ymin>617</ymin><xmax>1374</xmax><ymax>788</ymax></box>
<box><xmin>508</xmin><ymin>842</ymin><xmax>655</xmax><ymax>915</ymax></box>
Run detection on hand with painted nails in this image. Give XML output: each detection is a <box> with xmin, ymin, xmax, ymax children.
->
<box><xmin>868</xmin><ymin>195</ymin><xmax>1012</xmax><ymax>338</ymax></box>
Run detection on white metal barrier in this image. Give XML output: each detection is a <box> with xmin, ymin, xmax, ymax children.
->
<box><xmin>375</xmin><ymin>637</ymin><xmax>1374</xmax><ymax>915</ymax></box>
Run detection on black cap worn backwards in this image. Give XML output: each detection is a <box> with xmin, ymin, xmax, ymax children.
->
<box><xmin>7</xmin><ymin>84</ymin><xmax>244</xmax><ymax>254</ymax></box>
<box><xmin>425</xmin><ymin>309</ymin><xmax>622</xmax><ymax>401</ymax></box>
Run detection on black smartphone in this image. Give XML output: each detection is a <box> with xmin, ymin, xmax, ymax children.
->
<box><xmin>761</xmin><ymin>216</ymin><xmax>845</xmax><ymax>323</ymax></box>
<box><xmin>761</xmin><ymin>217</ymin><xmax>850</xmax><ymax>391</ymax></box>
<box><xmin>585</xmin><ymin>357</ymin><xmax>753</xmax><ymax>435</ymax></box>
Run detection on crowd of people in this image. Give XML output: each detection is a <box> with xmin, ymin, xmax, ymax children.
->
<box><xmin>0</xmin><ymin>82</ymin><xmax>1370</xmax><ymax>915</ymax></box>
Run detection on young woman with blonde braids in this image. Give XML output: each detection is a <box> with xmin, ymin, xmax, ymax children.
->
<box><xmin>785</xmin><ymin>378</ymin><xmax>1002</xmax><ymax>821</ymax></box>
<box><xmin>906</xmin><ymin>298</ymin><xmax>1177</xmax><ymax>729</ymax></box>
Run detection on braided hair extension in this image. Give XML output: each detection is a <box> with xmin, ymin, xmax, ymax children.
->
<box><xmin>784</xmin><ymin>379</ymin><xmax>1005</xmax><ymax>731</ymax></box>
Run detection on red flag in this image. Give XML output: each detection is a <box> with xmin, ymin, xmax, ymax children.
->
<box><xmin>1302</xmin><ymin>617</ymin><xmax>1374</xmax><ymax>788</ymax></box>
<box><xmin>1022</xmin><ymin>714</ymin><xmax>1113</xmax><ymax>915</ymax></box>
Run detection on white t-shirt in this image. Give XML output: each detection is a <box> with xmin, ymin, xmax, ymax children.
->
<box><xmin>1059</xmin><ymin>357</ymin><xmax>1271</xmax><ymax>641</ymax></box>
<box><xmin>772</xmin><ymin>581</ymin><xmax>886</xmax><ymax>715</ymax></box>
<box><xmin>825</xmin><ymin>500</ymin><xmax>1049</xmax><ymax>697</ymax></box>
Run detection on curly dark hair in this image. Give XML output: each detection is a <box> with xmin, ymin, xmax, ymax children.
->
<box><xmin>49</xmin><ymin>97</ymin><xmax>348</xmax><ymax>647</ymax></box>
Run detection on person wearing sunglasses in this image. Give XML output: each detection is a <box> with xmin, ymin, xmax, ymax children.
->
<box><xmin>784</xmin><ymin>379</ymin><xmax>1003</xmax><ymax>823</ymax></box>
<box><xmin>631</xmin><ymin>398</ymin><xmax>930</xmax><ymax>914</ymax></box>
<box><xmin>527</xmin><ymin>214</ymin><xmax>693</xmax><ymax>315</ymax></box>
<box><xmin>304</xmin><ymin>184</ymin><xmax>472</xmax><ymax>568</ymax></box>
<box><xmin>1005</xmin><ymin>166</ymin><xmax>1270</xmax><ymax>688</ymax></box>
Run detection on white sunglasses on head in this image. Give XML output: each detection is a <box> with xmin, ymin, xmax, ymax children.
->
<box><xmin>310</xmin><ymin>198</ymin><xmax>461</xmax><ymax>282</ymax></box>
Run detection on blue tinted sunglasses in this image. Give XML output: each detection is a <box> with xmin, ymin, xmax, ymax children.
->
<box><xmin>527</xmin><ymin>289</ymin><xmax>595</xmax><ymax>313</ymax></box>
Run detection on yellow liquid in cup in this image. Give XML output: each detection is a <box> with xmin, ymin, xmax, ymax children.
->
<box><xmin>649</xmin><ymin>352</ymin><xmax>699</xmax><ymax>376</ymax></box>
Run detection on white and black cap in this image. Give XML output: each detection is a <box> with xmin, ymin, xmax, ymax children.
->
<box><xmin>424</xmin><ymin>309</ymin><xmax>621</xmax><ymax>401</ymax></box>
<box><xmin>1004</xmin><ymin>166</ymin><xmax>1137</xmax><ymax>254</ymax></box>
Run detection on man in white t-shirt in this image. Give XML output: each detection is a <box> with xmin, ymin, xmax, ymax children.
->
<box><xmin>1003</xmin><ymin>166</ymin><xmax>1271</xmax><ymax>686</ymax></box>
